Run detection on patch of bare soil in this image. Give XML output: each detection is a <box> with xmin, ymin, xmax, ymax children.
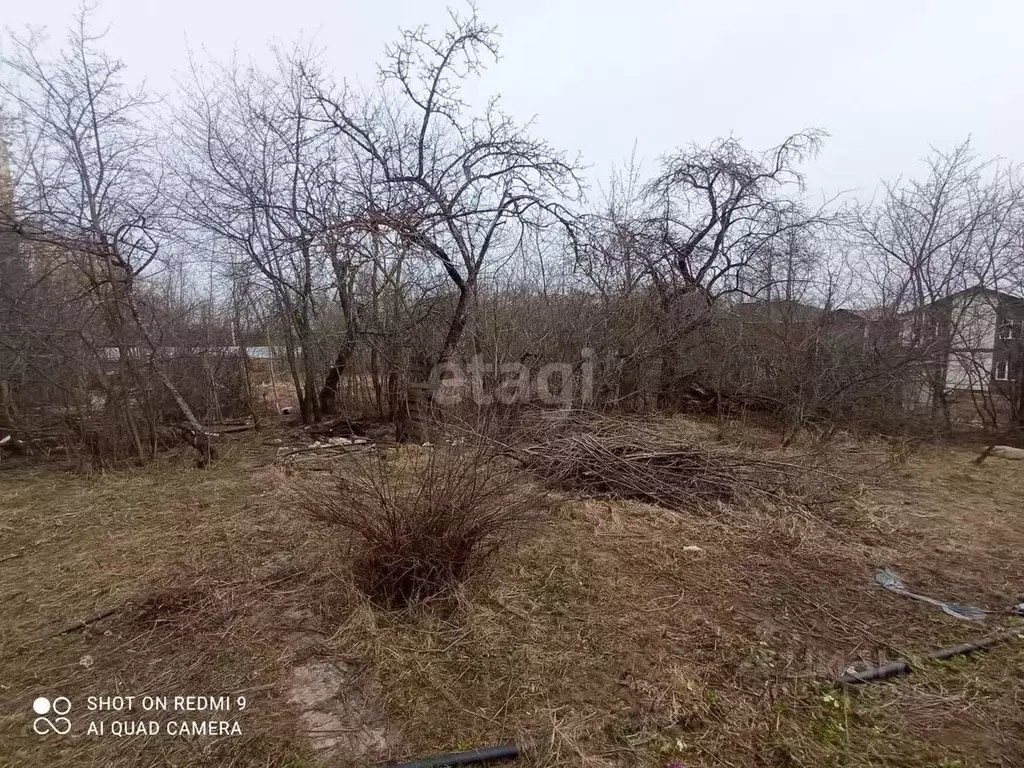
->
<box><xmin>287</xmin><ymin>659</ymin><xmax>392</xmax><ymax>758</ymax></box>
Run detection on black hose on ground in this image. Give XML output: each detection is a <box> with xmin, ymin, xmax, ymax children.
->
<box><xmin>381</xmin><ymin>740</ymin><xmax>534</xmax><ymax>768</ymax></box>
<box><xmin>379</xmin><ymin>630</ymin><xmax>1023</xmax><ymax>767</ymax></box>
<box><xmin>837</xmin><ymin>628</ymin><xmax>1020</xmax><ymax>685</ymax></box>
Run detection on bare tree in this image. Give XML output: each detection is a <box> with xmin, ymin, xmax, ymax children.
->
<box><xmin>623</xmin><ymin>132</ymin><xmax>827</xmax><ymax>404</ymax></box>
<box><xmin>176</xmin><ymin>46</ymin><xmax>345</xmax><ymax>423</ymax></box>
<box><xmin>306</xmin><ymin>7</ymin><xmax>583</xmax><ymax>374</ymax></box>
<box><xmin>645</xmin><ymin>131</ymin><xmax>827</xmax><ymax>302</ymax></box>
<box><xmin>853</xmin><ymin>142</ymin><xmax>1002</xmax><ymax>320</ymax></box>
<box><xmin>1</xmin><ymin>9</ymin><xmax>211</xmax><ymax>462</ymax></box>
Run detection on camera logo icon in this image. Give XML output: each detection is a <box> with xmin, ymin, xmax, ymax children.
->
<box><xmin>32</xmin><ymin>696</ymin><xmax>72</xmax><ymax>735</ymax></box>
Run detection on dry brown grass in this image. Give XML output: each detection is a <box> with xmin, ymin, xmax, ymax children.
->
<box><xmin>1</xmin><ymin>419</ymin><xmax>1022</xmax><ymax>767</ymax></box>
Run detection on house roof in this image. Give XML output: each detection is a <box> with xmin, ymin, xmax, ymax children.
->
<box><xmin>921</xmin><ymin>285</ymin><xmax>1024</xmax><ymax>308</ymax></box>
<box><xmin>730</xmin><ymin>288</ymin><xmax>1024</xmax><ymax>322</ymax></box>
<box><xmin>731</xmin><ymin>300</ymin><xmax>826</xmax><ymax>321</ymax></box>
<box><xmin>847</xmin><ymin>307</ymin><xmax>890</xmax><ymax>322</ymax></box>
<box><xmin>732</xmin><ymin>300</ymin><xmax>887</xmax><ymax>324</ymax></box>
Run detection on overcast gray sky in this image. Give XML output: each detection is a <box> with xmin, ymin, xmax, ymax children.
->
<box><xmin>6</xmin><ymin>0</ymin><xmax>1024</xmax><ymax>201</ymax></box>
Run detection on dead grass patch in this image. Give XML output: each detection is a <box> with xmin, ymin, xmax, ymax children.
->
<box><xmin>1</xmin><ymin>424</ymin><xmax>1022</xmax><ymax>767</ymax></box>
<box><xmin>319</xmin><ymin>440</ymin><xmax>1024</xmax><ymax>767</ymax></box>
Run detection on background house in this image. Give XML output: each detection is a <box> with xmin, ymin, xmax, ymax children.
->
<box><xmin>904</xmin><ymin>287</ymin><xmax>1024</xmax><ymax>391</ymax></box>
<box><xmin>899</xmin><ymin>286</ymin><xmax>1024</xmax><ymax>425</ymax></box>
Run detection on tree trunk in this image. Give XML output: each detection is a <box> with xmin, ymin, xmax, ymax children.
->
<box><xmin>320</xmin><ymin>334</ymin><xmax>357</xmax><ymax>415</ymax></box>
<box><xmin>437</xmin><ymin>284</ymin><xmax>473</xmax><ymax>365</ymax></box>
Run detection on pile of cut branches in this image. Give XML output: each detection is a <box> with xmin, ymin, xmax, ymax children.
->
<box><xmin>515</xmin><ymin>420</ymin><xmax>862</xmax><ymax>510</ymax></box>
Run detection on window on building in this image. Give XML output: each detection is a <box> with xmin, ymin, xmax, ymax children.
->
<box><xmin>995</xmin><ymin>360</ymin><xmax>1010</xmax><ymax>381</ymax></box>
<box><xmin>998</xmin><ymin>320</ymin><xmax>1022</xmax><ymax>340</ymax></box>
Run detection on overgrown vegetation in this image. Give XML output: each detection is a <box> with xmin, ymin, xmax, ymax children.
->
<box><xmin>2</xmin><ymin>7</ymin><xmax>1024</xmax><ymax>469</ymax></box>
<box><xmin>3</xmin><ymin>430</ymin><xmax>1023</xmax><ymax>767</ymax></box>
<box><xmin>2</xmin><ymin>5</ymin><xmax>1023</xmax><ymax>768</ymax></box>
<box><xmin>295</xmin><ymin>442</ymin><xmax>544</xmax><ymax>606</ymax></box>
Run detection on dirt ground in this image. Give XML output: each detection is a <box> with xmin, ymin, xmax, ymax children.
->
<box><xmin>1</xmin><ymin>419</ymin><xmax>1022</xmax><ymax>768</ymax></box>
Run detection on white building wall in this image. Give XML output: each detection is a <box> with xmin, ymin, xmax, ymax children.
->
<box><xmin>946</xmin><ymin>292</ymin><xmax>998</xmax><ymax>391</ymax></box>
<box><xmin>946</xmin><ymin>350</ymin><xmax>993</xmax><ymax>391</ymax></box>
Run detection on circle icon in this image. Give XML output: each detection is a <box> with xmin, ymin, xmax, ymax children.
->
<box><xmin>32</xmin><ymin>697</ymin><xmax>51</xmax><ymax>715</ymax></box>
<box><xmin>52</xmin><ymin>697</ymin><xmax>72</xmax><ymax>715</ymax></box>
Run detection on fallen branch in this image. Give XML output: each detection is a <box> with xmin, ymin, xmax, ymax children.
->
<box><xmin>973</xmin><ymin>444</ymin><xmax>997</xmax><ymax>465</ymax></box>
<box><xmin>516</xmin><ymin>421</ymin><xmax>858</xmax><ymax>510</ymax></box>
<box><xmin>278</xmin><ymin>441</ymin><xmax>374</xmax><ymax>459</ymax></box>
<box><xmin>207</xmin><ymin>424</ymin><xmax>256</xmax><ymax>435</ymax></box>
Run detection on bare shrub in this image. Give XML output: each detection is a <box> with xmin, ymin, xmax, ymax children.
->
<box><xmin>294</xmin><ymin>443</ymin><xmax>544</xmax><ymax>606</ymax></box>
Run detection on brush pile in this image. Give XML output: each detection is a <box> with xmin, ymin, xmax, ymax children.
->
<box><xmin>515</xmin><ymin>419</ymin><xmax>861</xmax><ymax>510</ymax></box>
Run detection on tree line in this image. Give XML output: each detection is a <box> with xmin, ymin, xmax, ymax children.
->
<box><xmin>2</xmin><ymin>7</ymin><xmax>1023</xmax><ymax>464</ymax></box>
